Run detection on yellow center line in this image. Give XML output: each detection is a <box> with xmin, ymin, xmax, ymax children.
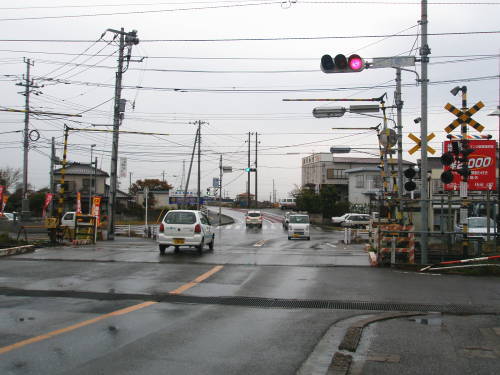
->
<box><xmin>0</xmin><ymin>265</ymin><xmax>224</xmax><ymax>355</ymax></box>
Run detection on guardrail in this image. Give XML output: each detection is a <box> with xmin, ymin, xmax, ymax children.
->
<box><xmin>115</xmin><ymin>224</ymin><xmax>159</xmax><ymax>238</ymax></box>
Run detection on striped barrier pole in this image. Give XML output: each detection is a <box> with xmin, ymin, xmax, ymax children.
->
<box><xmin>420</xmin><ymin>254</ymin><xmax>500</xmax><ymax>272</ymax></box>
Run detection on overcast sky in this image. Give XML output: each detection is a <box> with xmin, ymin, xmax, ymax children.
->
<box><xmin>0</xmin><ymin>0</ymin><xmax>499</xmax><ymax>200</ymax></box>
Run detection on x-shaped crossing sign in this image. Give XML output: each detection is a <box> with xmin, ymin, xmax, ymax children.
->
<box><xmin>408</xmin><ymin>132</ymin><xmax>436</xmax><ymax>155</ymax></box>
<box><xmin>444</xmin><ymin>101</ymin><xmax>485</xmax><ymax>134</ymax></box>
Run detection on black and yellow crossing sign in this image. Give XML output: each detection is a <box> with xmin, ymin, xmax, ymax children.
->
<box><xmin>408</xmin><ymin>132</ymin><xmax>436</xmax><ymax>155</ymax></box>
<box><xmin>444</xmin><ymin>101</ymin><xmax>485</xmax><ymax>133</ymax></box>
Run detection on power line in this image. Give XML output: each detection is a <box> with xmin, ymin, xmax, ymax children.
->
<box><xmin>1</xmin><ymin>30</ymin><xmax>499</xmax><ymax>42</ymax></box>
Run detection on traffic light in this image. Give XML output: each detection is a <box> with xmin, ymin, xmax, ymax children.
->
<box><xmin>403</xmin><ymin>167</ymin><xmax>417</xmax><ymax>192</ymax></box>
<box><xmin>320</xmin><ymin>54</ymin><xmax>365</xmax><ymax>73</ymax></box>
<box><xmin>206</xmin><ymin>188</ymin><xmax>210</xmax><ymax>195</ymax></box>
<box><xmin>245</xmin><ymin>167</ymin><xmax>256</xmax><ymax>172</ymax></box>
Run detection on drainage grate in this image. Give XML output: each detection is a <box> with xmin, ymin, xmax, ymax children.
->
<box><xmin>0</xmin><ymin>287</ymin><xmax>496</xmax><ymax>314</ymax></box>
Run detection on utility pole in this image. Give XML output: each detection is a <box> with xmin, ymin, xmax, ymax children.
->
<box><xmin>129</xmin><ymin>172</ymin><xmax>132</xmax><ymax>193</ymax></box>
<box><xmin>273</xmin><ymin>179</ymin><xmax>276</xmax><ymax>204</ymax></box>
<box><xmin>184</xmin><ymin>127</ymin><xmax>199</xmax><ymax>208</ymax></box>
<box><xmin>180</xmin><ymin>160</ymin><xmax>186</xmax><ymax>191</ymax></box>
<box><xmin>49</xmin><ymin>137</ymin><xmax>56</xmax><ymax>217</ymax></box>
<box><xmin>219</xmin><ymin>154</ymin><xmax>223</xmax><ymax>225</ymax></box>
<box><xmin>419</xmin><ymin>0</ymin><xmax>430</xmax><ymax>264</ymax></box>
<box><xmin>255</xmin><ymin>132</ymin><xmax>258</xmax><ymax>209</ymax></box>
<box><xmin>107</xmin><ymin>28</ymin><xmax>139</xmax><ymax>240</ymax></box>
<box><xmin>395</xmin><ymin>68</ymin><xmax>404</xmax><ymax>218</ymax></box>
<box><xmin>17</xmin><ymin>58</ymin><xmax>39</xmax><ymax>218</ymax></box>
<box><xmin>198</xmin><ymin>122</ymin><xmax>201</xmax><ymax>209</ymax></box>
<box><xmin>247</xmin><ymin>132</ymin><xmax>251</xmax><ymax>208</ymax></box>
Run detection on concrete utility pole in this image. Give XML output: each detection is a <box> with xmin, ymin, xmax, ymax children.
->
<box><xmin>49</xmin><ymin>137</ymin><xmax>56</xmax><ymax>217</ymax></box>
<box><xmin>198</xmin><ymin>122</ymin><xmax>201</xmax><ymax>209</ymax></box>
<box><xmin>184</xmin><ymin>127</ymin><xmax>199</xmax><ymax>208</ymax></box>
<box><xmin>107</xmin><ymin>28</ymin><xmax>139</xmax><ymax>240</ymax></box>
<box><xmin>247</xmin><ymin>132</ymin><xmax>251</xmax><ymax>208</ymax></box>
<box><xmin>395</xmin><ymin>68</ymin><xmax>404</xmax><ymax>217</ymax></box>
<box><xmin>419</xmin><ymin>0</ymin><xmax>430</xmax><ymax>264</ymax></box>
<box><xmin>255</xmin><ymin>132</ymin><xmax>258</xmax><ymax>209</ymax></box>
<box><xmin>219</xmin><ymin>154</ymin><xmax>222</xmax><ymax>225</ymax></box>
<box><xmin>18</xmin><ymin>58</ymin><xmax>39</xmax><ymax>218</ymax></box>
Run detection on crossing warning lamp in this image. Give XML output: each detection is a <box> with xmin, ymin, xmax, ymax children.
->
<box><xmin>321</xmin><ymin>54</ymin><xmax>365</xmax><ymax>73</ymax></box>
<box><xmin>404</xmin><ymin>167</ymin><xmax>417</xmax><ymax>192</ymax></box>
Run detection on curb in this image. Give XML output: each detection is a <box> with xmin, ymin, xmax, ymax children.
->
<box><xmin>0</xmin><ymin>245</ymin><xmax>35</xmax><ymax>257</ymax></box>
<box><xmin>329</xmin><ymin>311</ymin><xmax>426</xmax><ymax>374</ymax></box>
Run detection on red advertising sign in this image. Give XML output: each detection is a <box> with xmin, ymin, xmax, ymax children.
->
<box><xmin>443</xmin><ymin>140</ymin><xmax>497</xmax><ymax>191</ymax></box>
<box><xmin>91</xmin><ymin>196</ymin><xmax>102</xmax><ymax>225</ymax></box>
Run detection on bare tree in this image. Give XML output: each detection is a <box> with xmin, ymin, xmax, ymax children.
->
<box><xmin>0</xmin><ymin>167</ymin><xmax>22</xmax><ymax>191</ymax></box>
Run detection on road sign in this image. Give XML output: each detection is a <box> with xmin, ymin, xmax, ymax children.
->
<box><xmin>370</xmin><ymin>56</ymin><xmax>416</xmax><ymax>69</ymax></box>
<box><xmin>442</xmin><ymin>139</ymin><xmax>497</xmax><ymax>191</ymax></box>
<box><xmin>222</xmin><ymin>166</ymin><xmax>232</xmax><ymax>173</ymax></box>
<box><xmin>444</xmin><ymin>101</ymin><xmax>485</xmax><ymax>133</ymax></box>
<box><xmin>212</xmin><ymin>178</ymin><xmax>220</xmax><ymax>188</ymax></box>
<box><xmin>408</xmin><ymin>133</ymin><xmax>436</xmax><ymax>155</ymax></box>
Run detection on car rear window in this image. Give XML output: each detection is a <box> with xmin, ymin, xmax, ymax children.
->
<box><xmin>165</xmin><ymin>211</ymin><xmax>196</xmax><ymax>224</ymax></box>
<box><xmin>248</xmin><ymin>213</ymin><xmax>261</xmax><ymax>217</ymax></box>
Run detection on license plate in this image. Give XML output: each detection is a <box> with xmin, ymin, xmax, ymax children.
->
<box><xmin>292</xmin><ymin>234</ymin><xmax>300</xmax><ymax>238</ymax></box>
<box><xmin>173</xmin><ymin>238</ymin><xmax>185</xmax><ymax>245</ymax></box>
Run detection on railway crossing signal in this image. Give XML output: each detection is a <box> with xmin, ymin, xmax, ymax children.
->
<box><xmin>444</xmin><ymin>101</ymin><xmax>485</xmax><ymax>133</ymax></box>
<box><xmin>408</xmin><ymin>133</ymin><xmax>436</xmax><ymax>155</ymax></box>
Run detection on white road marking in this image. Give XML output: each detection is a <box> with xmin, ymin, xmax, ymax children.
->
<box><xmin>253</xmin><ymin>240</ymin><xmax>267</xmax><ymax>247</ymax></box>
<box><xmin>325</xmin><ymin>243</ymin><xmax>337</xmax><ymax>248</ymax></box>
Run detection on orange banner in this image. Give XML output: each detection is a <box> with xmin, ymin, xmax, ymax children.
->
<box><xmin>91</xmin><ymin>196</ymin><xmax>102</xmax><ymax>225</ymax></box>
<box><xmin>76</xmin><ymin>192</ymin><xmax>82</xmax><ymax>214</ymax></box>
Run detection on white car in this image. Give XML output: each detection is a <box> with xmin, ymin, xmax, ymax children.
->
<box><xmin>332</xmin><ymin>213</ymin><xmax>370</xmax><ymax>228</ymax></box>
<box><xmin>288</xmin><ymin>214</ymin><xmax>310</xmax><ymax>240</ymax></box>
<box><xmin>158</xmin><ymin>210</ymin><xmax>214</xmax><ymax>255</ymax></box>
<box><xmin>245</xmin><ymin>210</ymin><xmax>263</xmax><ymax>228</ymax></box>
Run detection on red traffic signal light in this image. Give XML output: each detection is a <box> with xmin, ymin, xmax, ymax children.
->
<box><xmin>403</xmin><ymin>167</ymin><xmax>417</xmax><ymax>192</ymax></box>
<box><xmin>440</xmin><ymin>170</ymin><xmax>454</xmax><ymax>184</ymax></box>
<box><xmin>321</xmin><ymin>54</ymin><xmax>365</xmax><ymax>73</ymax></box>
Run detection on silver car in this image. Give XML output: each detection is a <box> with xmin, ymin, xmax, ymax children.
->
<box><xmin>158</xmin><ymin>210</ymin><xmax>214</xmax><ymax>255</ymax></box>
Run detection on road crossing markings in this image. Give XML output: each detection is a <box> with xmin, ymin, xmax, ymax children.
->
<box><xmin>325</xmin><ymin>243</ymin><xmax>337</xmax><ymax>248</ymax></box>
<box><xmin>0</xmin><ymin>265</ymin><xmax>224</xmax><ymax>355</ymax></box>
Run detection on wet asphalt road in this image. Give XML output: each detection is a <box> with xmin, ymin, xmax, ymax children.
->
<box><xmin>0</xmin><ymin>208</ymin><xmax>499</xmax><ymax>374</ymax></box>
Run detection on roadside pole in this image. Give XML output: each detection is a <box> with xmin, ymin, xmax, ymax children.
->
<box><xmin>219</xmin><ymin>155</ymin><xmax>222</xmax><ymax>226</ymax></box>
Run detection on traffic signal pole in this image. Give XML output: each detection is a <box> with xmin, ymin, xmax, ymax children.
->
<box><xmin>395</xmin><ymin>68</ymin><xmax>404</xmax><ymax>218</ymax></box>
<box><xmin>459</xmin><ymin>88</ymin><xmax>469</xmax><ymax>258</ymax></box>
<box><xmin>419</xmin><ymin>0</ymin><xmax>430</xmax><ymax>264</ymax></box>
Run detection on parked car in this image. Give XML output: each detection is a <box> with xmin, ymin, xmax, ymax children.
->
<box><xmin>282</xmin><ymin>211</ymin><xmax>291</xmax><ymax>229</ymax></box>
<box><xmin>341</xmin><ymin>214</ymin><xmax>370</xmax><ymax>228</ymax></box>
<box><xmin>287</xmin><ymin>214</ymin><xmax>310</xmax><ymax>240</ymax></box>
<box><xmin>455</xmin><ymin>217</ymin><xmax>497</xmax><ymax>242</ymax></box>
<box><xmin>245</xmin><ymin>210</ymin><xmax>263</xmax><ymax>228</ymax></box>
<box><xmin>158</xmin><ymin>210</ymin><xmax>214</xmax><ymax>255</ymax></box>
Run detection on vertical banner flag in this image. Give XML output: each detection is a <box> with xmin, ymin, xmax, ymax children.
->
<box><xmin>0</xmin><ymin>186</ymin><xmax>4</xmax><ymax>211</ymax></box>
<box><xmin>2</xmin><ymin>195</ymin><xmax>9</xmax><ymax>214</ymax></box>
<box><xmin>91</xmin><ymin>196</ymin><xmax>102</xmax><ymax>225</ymax></box>
<box><xmin>119</xmin><ymin>157</ymin><xmax>128</xmax><ymax>178</ymax></box>
<box><xmin>42</xmin><ymin>193</ymin><xmax>53</xmax><ymax>218</ymax></box>
<box><xmin>76</xmin><ymin>192</ymin><xmax>82</xmax><ymax>214</ymax></box>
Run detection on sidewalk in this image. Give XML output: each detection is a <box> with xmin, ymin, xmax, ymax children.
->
<box><xmin>349</xmin><ymin>313</ymin><xmax>500</xmax><ymax>375</ymax></box>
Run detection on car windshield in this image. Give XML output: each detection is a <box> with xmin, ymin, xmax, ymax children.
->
<box><xmin>289</xmin><ymin>215</ymin><xmax>309</xmax><ymax>224</ymax></box>
<box><xmin>468</xmin><ymin>217</ymin><xmax>495</xmax><ymax>228</ymax></box>
<box><xmin>248</xmin><ymin>213</ymin><xmax>261</xmax><ymax>217</ymax></box>
<box><xmin>165</xmin><ymin>211</ymin><xmax>196</xmax><ymax>224</ymax></box>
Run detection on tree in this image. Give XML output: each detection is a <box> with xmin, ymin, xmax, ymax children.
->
<box><xmin>0</xmin><ymin>167</ymin><xmax>22</xmax><ymax>191</ymax></box>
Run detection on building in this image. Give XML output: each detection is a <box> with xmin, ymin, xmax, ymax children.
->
<box><xmin>135</xmin><ymin>190</ymin><xmax>171</xmax><ymax>209</ymax></box>
<box><xmin>301</xmin><ymin>153</ymin><xmax>414</xmax><ymax>203</ymax></box>
<box><xmin>53</xmin><ymin>163</ymin><xmax>129</xmax><ymax>214</ymax></box>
